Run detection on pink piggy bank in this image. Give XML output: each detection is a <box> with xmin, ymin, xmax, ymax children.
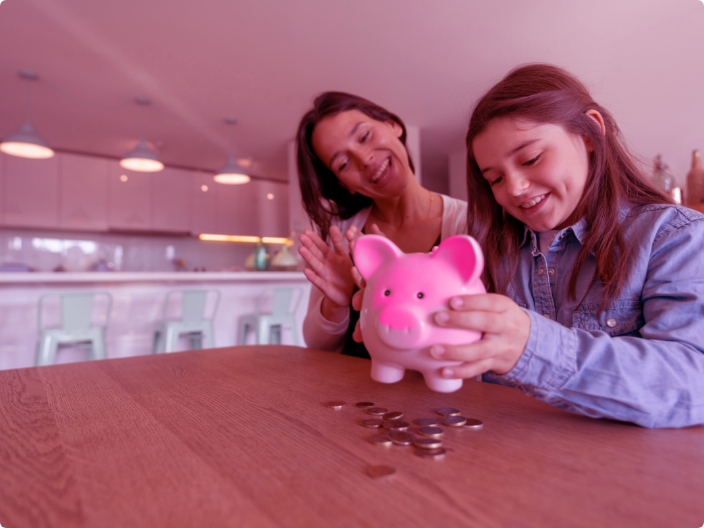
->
<box><xmin>354</xmin><ymin>234</ymin><xmax>486</xmax><ymax>393</ymax></box>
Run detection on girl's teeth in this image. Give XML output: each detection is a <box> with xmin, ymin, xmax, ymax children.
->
<box><xmin>372</xmin><ymin>159</ymin><xmax>389</xmax><ymax>182</ymax></box>
<box><xmin>521</xmin><ymin>194</ymin><xmax>545</xmax><ymax>209</ymax></box>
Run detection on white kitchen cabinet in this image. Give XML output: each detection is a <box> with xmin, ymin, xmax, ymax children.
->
<box><xmin>216</xmin><ymin>180</ymin><xmax>259</xmax><ymax>236</ymax></box>
<box><xmin>2</xmin><ymin>153</ymin><xmax>59</xmax><ymax>228</ymax></box>
<box><xmin>108</xmin><ymin>161</ymin><xmax>152</xmax><ymax>230</ymax></box>
<box><xmin>59</xmin><ymin>153</ymin><xmax>110</xmax><ymax>231</ymax></box>
<box><xmin>152</xmin><ymin>167</ymin><xmax>192</xmax><ymax>233</ymax></box>
<box><xmin>191</xmin><ymin>172</ymin><xmax>218</xmax><ymax>235</ymax></box>
<box><xmin>256</xmin><ymin>180</ymin><xmax>290</xmax><ymax>238</ymax></box>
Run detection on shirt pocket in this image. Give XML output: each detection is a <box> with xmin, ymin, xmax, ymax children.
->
<box><xmin>572</xmin><ymin>299</ymin><xmax>644</xmax><ymax>337</ymax></box>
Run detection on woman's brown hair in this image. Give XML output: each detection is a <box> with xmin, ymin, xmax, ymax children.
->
<box><xmin>297</xmin><ymin>92</ymin><xmax>414</xmax><ymax>241</ymax></box>
<box><xmin>465</xmin><ymin>64</ymin><xmax>672</xmax><ymax>310</ymax></box>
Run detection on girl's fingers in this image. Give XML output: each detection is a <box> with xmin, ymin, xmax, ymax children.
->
<box><xmin>369</xmin><ymin>224</ymin><xmax>386</xmax><ymax>237</ymax></box>
<box><xmin>441</xmin><ymin>358</ymin><xmax>495</xmax><ymax>380</ymax></box>
<box><xmin>429</xmin><ymin>340</ymin><xmax>496</xmax><ymax>364</ymax></box>
<box><xmin>433</xmin><ymin>309</ymin><xmax>505</xmax><ymax>334</ymax></box>
<box><xmin>448</xmin><ymin>293</ymin><xmax>512</xmax><ymax>313</ymax></box>
<box><xmin>351</xmin><ymin>266</ymin><xmax>366</xmax><ymax>289</ymax></box>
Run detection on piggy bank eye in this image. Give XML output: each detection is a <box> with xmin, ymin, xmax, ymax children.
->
<box><xmin>417</xmin><ymin>292</ymin><xmax>424</xmax><ymax>299</ymax></box>
<box><xmin>384</xmin><ymin>290</ymin><xmax>391</xmax><ymax>297</ymax></box>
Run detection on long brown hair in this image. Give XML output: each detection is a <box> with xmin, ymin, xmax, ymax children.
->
<box><xmin>297</xmin><ymin>92</ymin><xmax>415</xmax><ymax>241</ymax></box>
<box><xmin>465</xmin><ymin>64</ymin><xmax>672</xmax><ymax>309</ymax></box>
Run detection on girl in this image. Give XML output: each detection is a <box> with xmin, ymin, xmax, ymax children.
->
<box><xmin>296</xmin><ymin>92</ymin><xmax>467</xmax><ymax>358</ymax></box>
<box><xmin>424</xmin><ymin>64</ymin><xmax>704</xmax><ymax>428</ymax></box>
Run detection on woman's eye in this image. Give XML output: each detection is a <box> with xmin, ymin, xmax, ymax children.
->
<box><xmin>523</xmin><ymin>154</ymin><xmax>540</xmax><ymax>166</ymax></box>
<box><xmin>360</xmin><ymin>131</ymin><xmax>370</xmax><ymax>143</ymax></box>
<box><xmin>338</xmin><ymin>161</ymin><xmax>348</xmax><ymax>172</ymax></box>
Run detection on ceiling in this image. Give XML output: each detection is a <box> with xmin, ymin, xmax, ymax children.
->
<box><xmin>0</xmin><ymin>0</ymin><xmax>702</xmax><ymax>184</ymax></box>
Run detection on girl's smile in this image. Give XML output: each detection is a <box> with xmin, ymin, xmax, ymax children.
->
<box><xmin>472</xmin><ymin>117</ymin><xmax>593</xmax><ymax>232</ymax></box>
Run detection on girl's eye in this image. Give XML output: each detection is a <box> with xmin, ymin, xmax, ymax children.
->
<box><xmin>489</xmin><ymin>175</ymin><xmax>503</xmax><ymax>187</ymax></box>
<box><xmin>384</xmin><ymin>290</ymin><xmax>391</xmax><ymax>296</ymax></box>
<box><xmin>523</xmin><ymin>154</ymin><xmax>540</xmax><ymax>166</ymax></box>
<box><xmin>417</xmin><ymin>292</ymin><xmax>424</xmax><ymax>299</ymax></box>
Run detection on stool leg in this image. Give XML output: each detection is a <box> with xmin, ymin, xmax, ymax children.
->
<box><xmin>38</xmin><ymin>336</ymin><xmax>57</xmax><ymax>366</ymax></box>
<box><xmin>290</xmin><ymin>320</ymin><xmax>298</xmax><ymax>346</ymax></box>
<box><xmin>271</xmin><ymin>325</ymin><xmax>281</xmax><ymax>344</ymax></box>
<box><xmin>203</xmin><ymin>325</ymin><xmax>214</xmax><ymax>349</ymax></box>
<box><xmin>164</xmin><ymin>327</ymin><xmax>178</xmax><ymax>353</ymax></box>
<box><xmin>257</xmin><ymin>320</ymin><xmax>270</xmax><ymax>345</ymax></box>
<box><xmin>188</xmin><ymin>332</ymin><xmax>202</xmax><ymax>350</ymax></box>
<box><xmin>152</xmin><ymin>331</ymin><xmax>162</xmax><ymax>354</ymax></box>
<box><xmin>91</xmin><ymin>333</ymin><xmax>106</xmax><ymax>361</ymax></box>
<box><xmin>239</xmin><ymin>320</ymin><xmax>249</xmax><ymax>345</ymax></box>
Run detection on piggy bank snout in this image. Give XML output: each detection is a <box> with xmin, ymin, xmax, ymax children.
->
<box><xmin>378</xmin><ymin>306</ymin><xmax>419</xmax><ymax>330</ymax></box>
<box><xmin>373</xmin><ymin>306</ymin><xmax>429</xmax><ymax>349</ymax></box>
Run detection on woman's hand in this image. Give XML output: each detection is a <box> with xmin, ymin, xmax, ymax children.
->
<box><xmin>348</xmin><ymin>223</ymin><xmax>385</xmax><ymax>343</ymax></box>
<box><xmin>299</xmin><ymin>226</ymin><xmax>357</xmax><ymax>322</ymax></box>
<box><xmin>429</xmin><ymin>294</ymin><xmax>531</xmax><ymax>379</ymax></box>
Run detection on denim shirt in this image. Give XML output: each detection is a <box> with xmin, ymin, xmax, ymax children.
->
<box><xmin>483</xmin><ymin>204</ymin><xmax>704</xmax><ymax>428</ymax></box>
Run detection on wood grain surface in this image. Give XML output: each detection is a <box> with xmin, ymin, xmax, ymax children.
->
<box><xmin>1</xmin><ymin>345</ymin><xmax>703</xmax><ymax>528</ymax></box>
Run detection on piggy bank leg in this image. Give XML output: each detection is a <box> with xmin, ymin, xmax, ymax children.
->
<box><xmin>370</xmin><ymin>361</ymin><xmax>405</xmax><ymax>384</ymax></box>
<box><xmin>423</xmin><ymin>372</ymin><xmax>463</xmax><ymax>393</ymax></box>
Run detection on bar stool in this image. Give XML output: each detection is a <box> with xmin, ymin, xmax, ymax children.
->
<box><xmin>152</xmin><ymin>290</ymin><xmax>220</xmax><ymax>353</ymax></box>
<box><xmin>36</xmin><ymin>292</ymin><xmax>112</xmax><ymax>366</ymax></box>
<box><xmin>239</xmin><ymin>288</ymin><xmax>301</xmax><ymax>345</ymax></box>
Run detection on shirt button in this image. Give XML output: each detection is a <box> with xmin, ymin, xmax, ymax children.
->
<box><xmin>548</xmin><ymin>268</ymin><xmax>555</xmax><ymax>276</ymax></box>
<box><xmin>538</xmin><ymin>268</ymin><xmax>544</xmax><ymax>275</ymax></box>
<box><xmin>606</xmin><ymin>318</ymin><xmax>617</xmax><ymax>328</ymax></box>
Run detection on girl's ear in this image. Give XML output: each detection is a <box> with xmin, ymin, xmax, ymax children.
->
<box><xmin>583</xmin><ymin>110</ymin><xmax>606</xmax><ymax>153</ymax></box>
<box><xmin>386</xmin><ymin>119</ymin><xmax>403</xmax><ymax>138</ymax></box>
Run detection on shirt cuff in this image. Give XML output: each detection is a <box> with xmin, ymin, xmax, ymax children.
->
<box><xmin>500</xmin><ymin>309</ymin><xmax>577</xmax><ymax>394</ymax></box>
<box><xmin>314</xmin><ymin>294</ymin><xmax>350</xmax><ymax>335</ymax></box>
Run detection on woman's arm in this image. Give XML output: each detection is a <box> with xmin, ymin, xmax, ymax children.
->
<box><xmin>302</xmin><ymin>285</ymin><xmax>348</xmax><ymax>353</ymax></box>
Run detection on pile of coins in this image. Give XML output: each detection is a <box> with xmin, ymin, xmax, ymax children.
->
<box><xmin>343</xmin><ymin>401</ymin><xmax>483</xmax><ymax>461</ymax></box>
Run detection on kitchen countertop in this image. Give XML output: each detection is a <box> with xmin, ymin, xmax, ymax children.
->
<box><xmin>0</xmin><ymin>271</ymin><xmax>307</xmax><ymax>283</ymax></box>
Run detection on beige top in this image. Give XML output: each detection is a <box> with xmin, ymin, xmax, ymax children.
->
<box><xmin>302</xmin><ymin>194</ymin><xmax>468</xmax><ymax>352</ymax></box>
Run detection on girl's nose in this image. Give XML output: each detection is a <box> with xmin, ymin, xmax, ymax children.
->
<box><xmin>506</xmin><ymin>172</ymin><xmax>530</xmax><ymax>197</ymax></box>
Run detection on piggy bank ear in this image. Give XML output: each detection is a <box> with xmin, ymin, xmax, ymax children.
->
<box><xmin>432</xmin><ymin>235</ymin><xmax>484</xmax><ymax>284</ymax></box>
<box><xmin>354</xmin><ymin>235</ymin><xmax>404</xmax><ymax>280</ymax></box>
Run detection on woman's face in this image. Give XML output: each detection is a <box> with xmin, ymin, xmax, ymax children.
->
<box><xmin>472</xmin><ymin>117</ymin><xmax>592</xmax><ymax>232</ymax></box>
<box><xmin>311</xmin><ymin>109</ymin><xmax>412</xmax><ymax>200</ymax></box>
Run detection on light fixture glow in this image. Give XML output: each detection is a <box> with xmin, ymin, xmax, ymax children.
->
<box><xmin>201</xmin><ymin>185</ymin><xmax>208</xmax><ymax>192</ymax></box>
<box><xmin>261</xmin><ymin>237</ymin><xmax>291</xmax><ymax>245</ymax></box>
<box><xmin>199</xmin><ymin>234</ymin><xmax>261</xmax><ymax>243</ymax></box>
<box><xmin>120</xmin><ymin>98</ymin><xmax>164</xmax><ymax>172</ymax></box>
<box><xmin>215</xmin><ymin>117</ymin><xmax>250</xmax><ymax>185</ymax></box>
<box><xmin>120</xmin><ymin>139</ymin><xmax>164</xmax><ymax>172</ymax></box>
<box><xmin>266</xmin><ymin>193</ymin><xmax>274</xmax><ymax>200</ymax></box>
<box><xmin>0</xmin><ymin>71</ymin><xmax>55</xmax><ymax>159</ymax></box>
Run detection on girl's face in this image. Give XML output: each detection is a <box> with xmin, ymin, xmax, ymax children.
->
<box><xmin>311</xmin><ymin>109</ymin><xmax>412</xmax><ymax>200</ymax></box>
<box><xmin>472</xmin><ymin>117</ymin><xmax>593</xmax><ymax>232</ymax></box>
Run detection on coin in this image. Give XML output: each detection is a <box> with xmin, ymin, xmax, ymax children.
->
<box><xmin>383</xmin><ymin>420</ymin><xmax>410</xmax><ymax>432</ymax></box>
<box><xmin>369</xmin><ymin>434</ymin><xmax>393</xmax><ymax>446</ymax></box>
<box><xmin>436</xmin><ymin>408</ymin><xmax>460</xmax><ymax>416</ymax></box>
<box><xmin>366</xmin><ymin>465</ymin><xmax>396</xmax><ymax>478</ymax></box>
<box><xmin>414</xmin><ymin>447</ymin><xmax>446</xmax><ymax>459</ymax></box>
<box><xmin>464</xmin><ymin>418</ymin><xmax>484</xmax><ymax>429</ymax></box>
<box><xmin>387</xmin><ymin>431</ymin><xmax>415</xmax><ymax>445</ymax></box>
<box><xmin>382</xmin><ymin>411</ymin><xmax>404</xmax><ymax>421</ymax></box>
<box><xmin>442</xmin><ymin>416</ymin><xmax>467</xmax><ymax>427</ymax></box>
<box><xmin>417</xmin><ymin>426</ymin><xmax>444</xmax><ymax>438</ymax></box>
<box><xmin>361</xmin><ymin>419</ymin><xmax>384</xmax><ymax>428</ymax></box>
<box><xmin>323</xmin><ymin>400</ymin><xmax>346</xmax><ymax>410</ymax></box>
<box><xmin>366</xmin><ymin>407</ymin><xmax>388</xmax><ymax>416</ymax></box>
<box><xmin>414</xmin><ymin>437</ymin><xmax>442</xmax><ymax>449</ymax></box>
<box><xmin>415</xmin><ymin>418</ymin><xmax>439</xmax><ymax>427</ymax></box>
<box><xmin>355</xmin><ymin>402</ymin><xmax>375</xmax><ymax>408</ymax></box>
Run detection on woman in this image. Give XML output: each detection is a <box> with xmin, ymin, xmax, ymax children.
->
<box><xmin>296</xmin><ymin>92</ymin><xmax>467</xmax><ymax>357</ymax></box>
<box><xmin>418</xmin><ymin>64</ymin><xmax>704</xmax><ymax>427</ymax></box>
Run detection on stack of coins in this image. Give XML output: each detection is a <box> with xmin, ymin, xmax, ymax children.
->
<box><xmin>345</xmin><ymin>401</ymin><xmax>484</xmax><ymax>466</ymax></box>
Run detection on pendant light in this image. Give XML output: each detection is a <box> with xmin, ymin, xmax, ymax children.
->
<box><xmin>0</xmin><ymin>71</ymin><xmax>54</xmax><ymax>159</ymax></box>
<box><xmin>120</xmin><ymin>97</ymin><xmax>164</xmax><ymax>172</ymax></box>
<box><xmin>214</xmin><ymin>117</ymin><xmax>250</xmax><ymax>184</ymax></box>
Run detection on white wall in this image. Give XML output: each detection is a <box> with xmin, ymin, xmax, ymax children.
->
<box><xmin>448</xmin><ymin>148</ymin><xmax>467</xmax><ymax>202</ymax></box>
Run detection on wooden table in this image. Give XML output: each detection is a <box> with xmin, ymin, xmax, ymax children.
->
<box><xmin>1</xmin><ymin>346</ymin><xmax>702</xmax><ymax>528</ymax></box>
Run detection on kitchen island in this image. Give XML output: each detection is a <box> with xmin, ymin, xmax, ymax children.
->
<box><xmin>0</xmin><ymin>271</ymin><xmax>311</xmax><ymax>370</ymax></box>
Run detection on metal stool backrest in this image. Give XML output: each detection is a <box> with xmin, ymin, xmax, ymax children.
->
<box><xmin>257</xmin><ymin>288</ymin><xmax>301</xmax><ymax>316</ymax></box>
<box><xmin>163</xmin><ymin>290</ymin><xmax>221</xmax><ymax>322</ymax></box>
<box><xmin>38</xmin><ymin>292</ymin><xmax>112</xmax><ymax>331</ymax></box>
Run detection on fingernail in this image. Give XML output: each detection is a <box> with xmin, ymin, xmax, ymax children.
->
<box><xmin>434</xmin><ymin>311</ymin><xmax>449</xmax><ymax>324</ymax></box>
<box><xmin>442</xmin><ymin>367</ymin><xmax>454</xmax><ymax>378</ymax></box>
<box><xmin>430</xmin><ymin>345</ymin><xmax>444</xmax><ymax>358</ymax></box>
<box><xmin>451</xmin><ymin>297</ymin><xmax>464</xmax><ymax>308</ymax></box>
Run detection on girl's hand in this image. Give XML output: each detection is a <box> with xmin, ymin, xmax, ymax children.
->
<box><xmin>429</xmin><ymin>294</ymin><xmax>531</xmax><ymax>379</ymax></box>
<box><xmin>298</xmin><ymin>226</ymin><xmax>356</xmax><ymax>321</ymax></box>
